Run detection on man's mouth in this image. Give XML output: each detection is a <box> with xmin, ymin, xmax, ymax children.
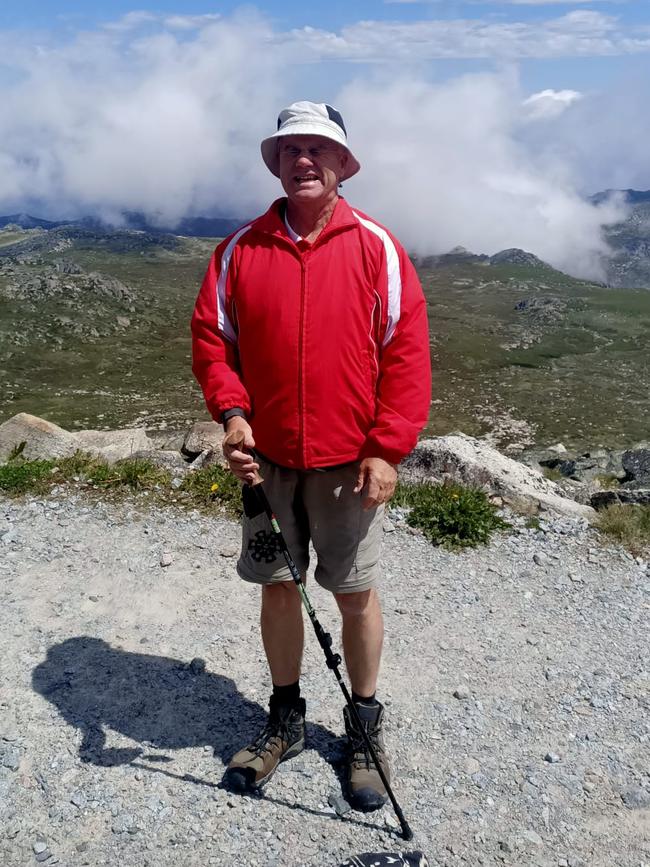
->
<box><xmin>295</xmin><ymin>175</ymin><xmax>319</xmax><ymax>183</ymax></box>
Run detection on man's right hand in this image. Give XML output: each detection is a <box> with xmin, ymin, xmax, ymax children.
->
<box><xmin>222</xmin><ymin>416</ymin><xmax>259</xmax><ymax>484</ymax></box>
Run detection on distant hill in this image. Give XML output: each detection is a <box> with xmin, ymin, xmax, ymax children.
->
<box><xmin>0</xmin><ymin>211</ymin><xmax>245</xmax><ymax>238</ymax></box>
<box><xmin>1</xmin><ymin>225</ymin><xmax>649</xmax><ymax>453</ymax></box>
<box><xmin>591</xmin><ymin>189</ymin><xmax>650</xmax><ymax>207</ymax></box>
<box><xmin>3</xmin><ymin>191</ymin><xmax>649</xmax><ymax>289</ymax></box>
<box><xmin>591</xmin><ymin>189</ymin><xmax>650</xmax><ymax>289</ymax></box>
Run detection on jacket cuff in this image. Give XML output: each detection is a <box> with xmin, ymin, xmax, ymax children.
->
<box><xmin>221</xmin><ymin>407</ymin><xmax>247</xmax><ymax>424</ymax></box>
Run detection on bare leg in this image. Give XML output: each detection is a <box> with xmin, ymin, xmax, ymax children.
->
<box><xmin>261</xmin><ymin>582</ymin><xmax>304</xmax><ymax>686</ymax></box>
<box><xmin>335</xmin><ymin>588</ymin><xmax>384</xmax><ymax>697</ymax></box>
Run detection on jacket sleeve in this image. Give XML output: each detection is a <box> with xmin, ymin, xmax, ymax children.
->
<box><xmin>360</xmin><ymin>242</ymin><xmax>431</xmax><ymax>465</ymax></box>
<box><xmin>191</xmin><ymin>243</ymin><xmax>251</xmax><ymax>421</ymax></box>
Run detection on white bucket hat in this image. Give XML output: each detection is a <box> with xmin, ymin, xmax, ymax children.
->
<box><xmin>260</xmin><ymin>100</ymin><xmax>361</xmax><ymax>181</ymax></box>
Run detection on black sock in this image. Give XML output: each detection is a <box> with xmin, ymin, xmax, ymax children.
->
<box><xmin>352</xmin><ymin>690</ymin><xmax>377</xmax><ymax>706</ymax></box>
<box><xmin>272</xmin><ymin>680</ymin><xmax>301</xmax><ymax>706</ymax></box>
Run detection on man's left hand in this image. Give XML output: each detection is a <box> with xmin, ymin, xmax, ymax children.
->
<box><xmin>354</xmin><ymin>457</ymin><xmax>398</xmax><ymax>510</ymax></box>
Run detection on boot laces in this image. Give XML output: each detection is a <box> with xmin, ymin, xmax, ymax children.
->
<box><xmin>250</xmin><ymin>717</ymin><xmax>292</xmax><ymax>758</ymax></box>
<box><xmin>349</xmin><ymin>721</ymin><xmax>383</xmax><ymax>770</ymax></box>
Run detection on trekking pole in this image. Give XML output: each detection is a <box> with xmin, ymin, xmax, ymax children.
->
<box><xmin>223</xmin><ymin>431</ymin><xmax>413</xmax><ymax>841</ymax></box>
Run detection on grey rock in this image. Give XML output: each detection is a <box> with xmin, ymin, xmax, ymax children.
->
<box><xmin>112</xmin><ymin>812</ymin><xmax>138</xmax><ymax>834</ymax></box>
<box><xmin>622</xmin><ymin>448</ymin><xmax>650</xmax><ymax>484</ymax></box>
<box><xmin>518</xmin><ymin>829</ymin><xmax>544</xmax><ymax>847</ymax></box>
<box><xmin>327</xmin><ymin>792</ymin><xmax>351</xmax><ymax>815</ymax></box>
<box><xmin>453</xmin><ymin>686</ymin><xmax>471</xmax><ymax>700</ymax></box>
<box><xmin>220</xmin><ymin>546</ymin><xmax>239</xmax><ymax>558</ymax></box>
<box><xmin>621</xmin><ymin>786</ymin><xmax>650</xmax><ymax>809</ymax></box>
<box><xmin>1</xmin><ymin>746</ymin><xmax>21</xmax><ymax>770</ymax></box>
<box><xmin>591</xmin><ymin>488</ymin><xmax>650</xmax><ymax>509</ymax></box>
<box><xmin>182</xmin><ymin>421</ymin><xmax>224</xmax><ymax>458</ymax></box>
<box><xmin>544</xmin><ymin>752</ymin><xmax>561</xmax><ymax>763</ymax></box>
<box><xmin>160</xmin><ymin>550</ymin><xmax>172</xmax><ymax>567</ymax></box>
<box><xmin>75</xmin><ymin>427</ymin><xmax>154</xmax><ymax>463</ymax></box>
<box><xmin>0</xmin><ymin>412</ymin><xmax>79</xmax><ymax>461</ymax></box>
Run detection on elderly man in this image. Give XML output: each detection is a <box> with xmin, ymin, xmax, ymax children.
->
<box><xmin>191</xmin><ymin>101</ymin><xmax>431</xmax><ymax>811</ymax></box>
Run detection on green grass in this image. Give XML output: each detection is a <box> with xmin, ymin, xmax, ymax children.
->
<box><xmin>1</xmin><ymin>451</ymin><xmax>510</xmax><ymax>547</ymax></box>
<box><xmin>0</xmin><ymin>459</ymin><xmax>57</xmax><ymax>495</ymax></box>
<box><xmin>392</xmin><ymin>480</ymin><xmax>509</xmax><ymax>549</ymax></box>
<box><xmin>3</xmin><ymin>235</ymin><xmax>650</xmax><ymax>451</ymax></box>
<box><xmin>0</xmin><ymin>451</ymin><xmax>244</xmax><ymax>517</ymax></box>
<box><xmin>595</xmin><ymin>504</ymin><xmax>650</xmax><ymax>555</ymax></box>
<box><xmin>178</xmin><ymin>463</ymin><xmax>242</xmax><ymax>516</ymax></box>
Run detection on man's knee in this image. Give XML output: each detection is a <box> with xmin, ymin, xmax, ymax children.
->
<box><xmin>335</xmin><ymin>588</ymin><xmax>376</xmax><ymax>618</ymax></box>
<box><xmin>262</xmin><ymin>581</ymin><xmax>302</xmax><ymax>613</ymax></box>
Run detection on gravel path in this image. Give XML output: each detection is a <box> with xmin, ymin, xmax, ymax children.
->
<box><xmin>1</xmin><ymin>492</ymin><xmax>649</xmax><ymax>867</ymax></box>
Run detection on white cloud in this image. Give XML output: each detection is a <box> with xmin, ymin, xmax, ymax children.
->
<box><xmin>339</xmin><ymin>74</ymin><xmax>624</xmax><ymax>279</ymax></box>
<box><xmin>523</xmin><ymin>87</ymin><xmax>583</xmax><ymax>119</ymax></box>
<box><xmin>280</xmin><ymin>11</ymin><xmax>648</xmax><ymax>61</ymax></box>
<box><xmin>163</xmin><ymin>14</ymin><xmax>222</xmax><ymax>31</ymax></box>
<box><xmin>0</xmin><ymin>10</ymin><xmax>642</xmax><ymax>280</ymax></box>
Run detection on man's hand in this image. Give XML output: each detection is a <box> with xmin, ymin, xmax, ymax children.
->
<box><xmin>353</xmin><ymin>457</ymin><xmax>398</xmax><ymax>510</ymax></box>
<box><xmin>222</xmin><ymin>417</ymin><xmax>259</xmax><ymax>484</ymax></box>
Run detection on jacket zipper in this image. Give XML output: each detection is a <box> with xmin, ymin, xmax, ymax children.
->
<box><xmin>298</xmin><ymin>255</ymin><xmax>306</xmax><ymax>465</ymax></box>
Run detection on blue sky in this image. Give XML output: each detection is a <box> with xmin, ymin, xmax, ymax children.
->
<box><xmin>1</xmin><ymin>2</ymin><xmax>649</xmax><ymax>90</ymax></box>
<box><xmin>0</xmin><ymin>2</ymin><xmax>648</xmax><ymax>273</ymax></box>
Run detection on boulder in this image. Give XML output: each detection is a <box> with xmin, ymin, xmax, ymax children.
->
<box><xmin>129</xmin><ymin>450</ymin><xmax>189</xmax><ymax>473</ymax></box>
<box><xmin>74</xmin><ymin>428</ymin><xmax>154</xmax><ymax>463</ymax></box>
<box><xmin>591</xmin><ymin>489</ymin><xmax>650</xmax><ymax>509</ymax></box>
<box><xmin>622</xmin><ymin>449</ymin><xmax>650</xmax><ymax>485</ymax></box>
<box><xmin>401</xmin><ymin>434</ymin><xmax>594</xmax><ymax>518</ymax></box>
<box><xmin>0</xmin><ymin>413</ymin><xmax>79</xmax><ymax>461</ymax></box>
<box><xmin>0</xmin><ymin>413</ymin><xmax>155</xmax><ymax>465</ymax></box>
<box><xmin>182</xmin><ymin>420</ymin><xmax>224</xmax><ymax>458</ymax></box>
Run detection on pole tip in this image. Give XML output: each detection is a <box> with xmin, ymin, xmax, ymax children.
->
<box><xmin>401</xmin><ymin>822</ymin><xmax>414</xmax><ymax>841</ymax></box>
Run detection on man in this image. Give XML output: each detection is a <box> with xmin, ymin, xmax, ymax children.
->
<box><xmin>191</xmin><ymin>101</ymin><xmax>431</xmax><ymax>811</ymax></box>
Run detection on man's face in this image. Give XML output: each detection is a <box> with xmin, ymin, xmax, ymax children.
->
<box><xmin>278</xmin><ymin>135</ymin><xmax>348</xmax><ymax>206</ymax></box>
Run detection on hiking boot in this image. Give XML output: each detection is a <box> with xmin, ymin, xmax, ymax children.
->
<box><xmin>343</xmin><ymin>700</ymin><xmax>390</xmax><ymax>812</ymax></box>
<box><xmin>224</xmin><ymin>695</ymin><xmax>305</xmax><ymax>792</ymax></box>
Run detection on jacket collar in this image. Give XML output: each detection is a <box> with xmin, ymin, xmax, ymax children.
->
<box><xmin>252</xmin><ymin>196</ymin><xmax>359</xmax><ymax>243</ymax></box>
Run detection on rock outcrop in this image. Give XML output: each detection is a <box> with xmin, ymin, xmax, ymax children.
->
<box><xmin>402</xmin><ymin>434</ymin><xmax>594</xmax><ymax>518</ymax></box>
<box><xmin>0</xmin><ymin>413</ymin><xmax>153</xmax><ymax>464</ymax></box>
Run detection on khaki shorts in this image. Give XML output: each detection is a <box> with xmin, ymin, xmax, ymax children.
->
<box><xmin>236</xmin><ymin>458</ymin><xmax>384</xmax><ymax>594</ymax></box>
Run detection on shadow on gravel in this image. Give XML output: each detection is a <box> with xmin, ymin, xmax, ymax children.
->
<box><xmin>32</xmin><ymin>636</ymin><xmax>338</xmax><ymax>771</ymax></box>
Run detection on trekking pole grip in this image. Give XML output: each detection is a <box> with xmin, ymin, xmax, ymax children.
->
<box><xmin>223</xmin><ymin>429</ymin><xmax>264</xmax><ymax>486</ymax></box>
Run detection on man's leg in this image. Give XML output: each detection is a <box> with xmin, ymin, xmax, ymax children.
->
<box><xmin>261</xmin><ymin>581</ymin><xmax>304</xmax><ymax>686</ymax></box>
<box><xmin>227</xmin><ymin>461</ymin><xmax>309</xmax><ymax>792</ymax></box>
<box><xmin>335</xmin><ymin>588</ymin><xmax>383</xmax><ymax>698</ymax></box>
<box><xmin>225</xmin><ymin>582</ymin><xmax>306</xmax><ymax>791</ymax></box>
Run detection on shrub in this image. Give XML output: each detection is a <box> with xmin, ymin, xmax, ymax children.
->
<box><xmin>0</xmin><ymin>459</ymin><xmax>55</xmax><ymax>495</ymax></box>
<box><xmin>178</xmin><ymin>463</ymin><xmax>242</xmax><ymax>516</ymax></box>
<box><xmin>595</xmin><ymin>504</ymin><xmax>650</xmax><ymax>555</ymax></box>
<box><xmin>392</xmin><ymin>480</ymin><xmax>509</xmax><ymax>549</ymax></box>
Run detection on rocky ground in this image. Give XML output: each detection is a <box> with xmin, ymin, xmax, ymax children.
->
<box><xmin>1</xmin><ymin>491</ymin><xmax>649</xmax><ymax>867</ymax></box>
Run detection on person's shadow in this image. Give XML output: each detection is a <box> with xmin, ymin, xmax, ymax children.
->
<box><xmin>31</xmin><ymin>636</ymin><xmax>340</xmax><ymax>772</ymax></box>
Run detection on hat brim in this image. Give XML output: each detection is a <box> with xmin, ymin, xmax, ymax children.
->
<box><xmin>261</xmin><ymin>125</ymin><xmax>360</xmax><ymax>182</ymax></box>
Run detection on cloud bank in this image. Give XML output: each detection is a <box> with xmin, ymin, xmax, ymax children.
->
<box><xmin>0</xmin><ymin>10</ymin><xmax>646</xmax><ymax>279</ymax></box>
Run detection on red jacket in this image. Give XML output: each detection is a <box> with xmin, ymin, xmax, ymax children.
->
<box><xmin>191</xmin><ymin>197</ymin><xmax>431</xmax><ymax>469</ymax></box>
